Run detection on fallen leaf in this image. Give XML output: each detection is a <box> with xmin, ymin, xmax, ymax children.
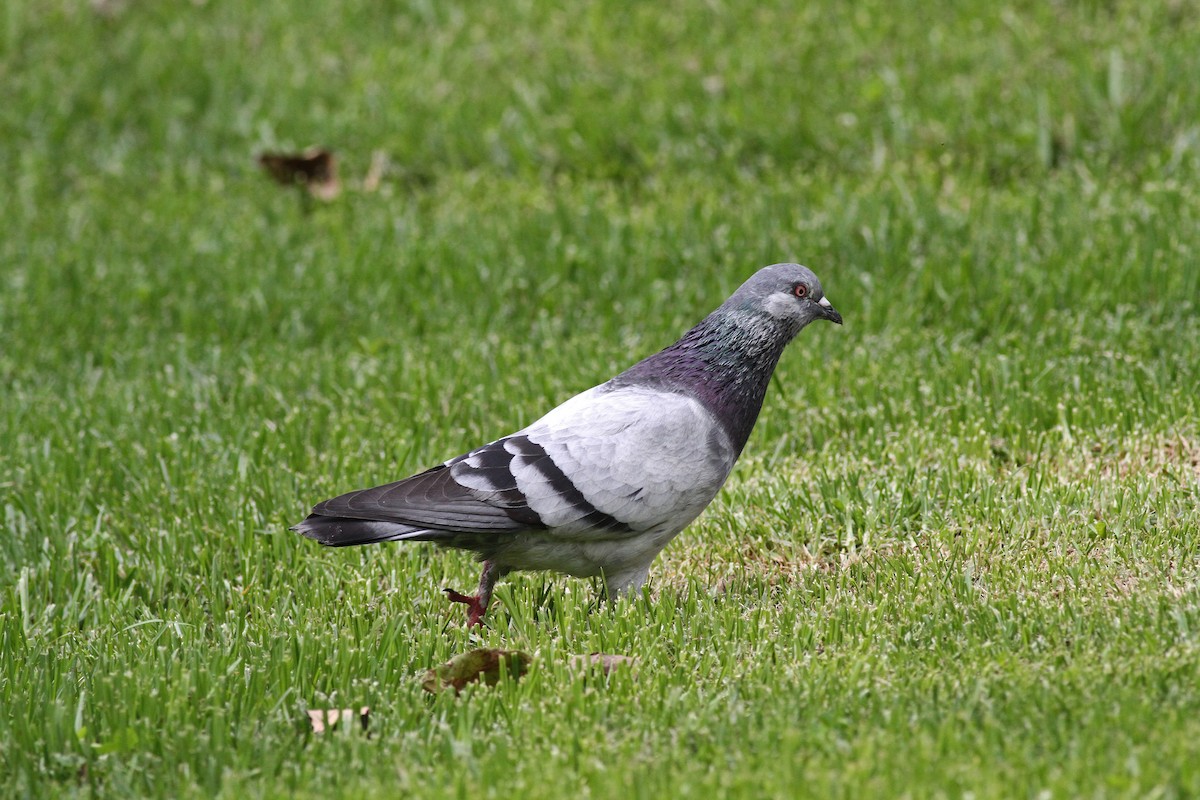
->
<box><xmin>258</xmin><ymin>147</ymin><xmax>340</xmax><ymax>200</ymax></box>
<box><xmin>422</xmin><ymin>649</ymin><xmax>532</xmax><ymax>695</ymax></box>
<box><xmin>306</xmin><ymin>706</ymin><xmax>370</xmax><ymax>734</ymax></box>
<box><xmin>569</xmin><ymin>653</ymin><xmax>638</xmax><ymax>676</ymax></box>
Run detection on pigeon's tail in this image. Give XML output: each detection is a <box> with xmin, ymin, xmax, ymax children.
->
<box><xmin>291</xmin><ymin>514</ymin><xmax>441</xmax><ymax>547</ymax></box>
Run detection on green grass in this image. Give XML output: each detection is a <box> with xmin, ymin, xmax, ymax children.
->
<box><xmin>3</xmin><ymin>0</ymin><xmax>1200</xmax><ymax>796</ymax></box>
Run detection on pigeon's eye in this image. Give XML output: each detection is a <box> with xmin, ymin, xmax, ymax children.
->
<box><xmin>793</xmin><ymin>283</ymin><xmax>809</xmax><ymax>299</ymax></box>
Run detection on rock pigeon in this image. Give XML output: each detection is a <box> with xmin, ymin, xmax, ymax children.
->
<box><xmin>293</xmin><ymin>263</ymin><xmax>842</xmax><ymax>626</ymax></box>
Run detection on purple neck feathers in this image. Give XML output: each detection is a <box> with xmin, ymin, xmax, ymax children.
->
<box><xmin>610</xmin><ymin>308</ymin><xmax>793</xmax><ymax>455</ymax></box>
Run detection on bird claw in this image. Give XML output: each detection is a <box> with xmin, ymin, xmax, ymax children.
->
<box><xmin>444</xmin><ymin>588</ymin><xmax>487</xmax><ymax>627</ymax></box>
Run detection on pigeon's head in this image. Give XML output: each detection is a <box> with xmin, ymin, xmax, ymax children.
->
<box><xmin>728</xmin><ymin>263</ymin><xmax>843</xmax><ymax>333</ymax></box>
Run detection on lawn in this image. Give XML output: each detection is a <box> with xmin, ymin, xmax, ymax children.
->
<box><xmin>2</xmin><ymin>0</ymin><xmax>1199</xmax><ymax>797</ymax></box>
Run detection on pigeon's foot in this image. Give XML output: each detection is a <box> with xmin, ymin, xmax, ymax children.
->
<box><xmin>444</xmin><ymin>588</ymin><xmax>488</xmax><ymax>627</ymax></box>
<box><xmin>444</xmin><ymin>560</ymin><xmax>502</xmax><ymax>627</ymax></box>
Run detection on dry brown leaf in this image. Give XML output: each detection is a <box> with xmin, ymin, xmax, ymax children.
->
<box><xmin>422</xmin><ymin>649</ymin><xmax>532</xmax><ymax>695</ymax></box>
<box><xmin>258</xmin><ymin>147</ymin><xmax>340</xmax><ymax>200</ymax></box>
<box><xmin>306</xmin><ymin>706</ymin><xmax>370</xmax><ymax>734</ymax></box>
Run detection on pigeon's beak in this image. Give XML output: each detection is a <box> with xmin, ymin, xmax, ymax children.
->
<box><xmin>817</xmin><ymin>295</ymin><xmax>843</xmax><ymax>325</ymax></box>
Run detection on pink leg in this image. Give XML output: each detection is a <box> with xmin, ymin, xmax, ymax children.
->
<box><xmin>444</xmin><ymin>561</ymin><xmax>501</xmax><ymax>627</ymax></box>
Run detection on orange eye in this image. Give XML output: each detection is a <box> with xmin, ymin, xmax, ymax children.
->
<box><xmin>793</xmin><ymin>283</ymin><xmax>808</xmax><ymax>298</ymax></box>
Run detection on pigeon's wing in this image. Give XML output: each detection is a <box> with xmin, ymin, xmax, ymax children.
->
<box><xmin>509</xmin><ymin>384</ymin><xmax>739</xmax><ymax>537</ymax></box>
<box><xmin>300</xmin><ymin>384</ymin><xmax>737</xmax><ymax>544</ymax></box>
<box><xmin>308</xmin><ymin>444</ymin><xmax>543</xmax><ymax>534</ymax></box>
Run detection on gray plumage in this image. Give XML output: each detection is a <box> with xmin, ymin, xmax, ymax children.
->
<box><xmin>293</xmin><ymin>263</ymin><xmax>842</xmax><ymax>625</ymax></box>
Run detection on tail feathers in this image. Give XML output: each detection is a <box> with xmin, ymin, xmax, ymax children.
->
<box><xmin>291</xmin><ymin>514</ymin><xmax>441</xmax><ymax>547</ymax></box>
